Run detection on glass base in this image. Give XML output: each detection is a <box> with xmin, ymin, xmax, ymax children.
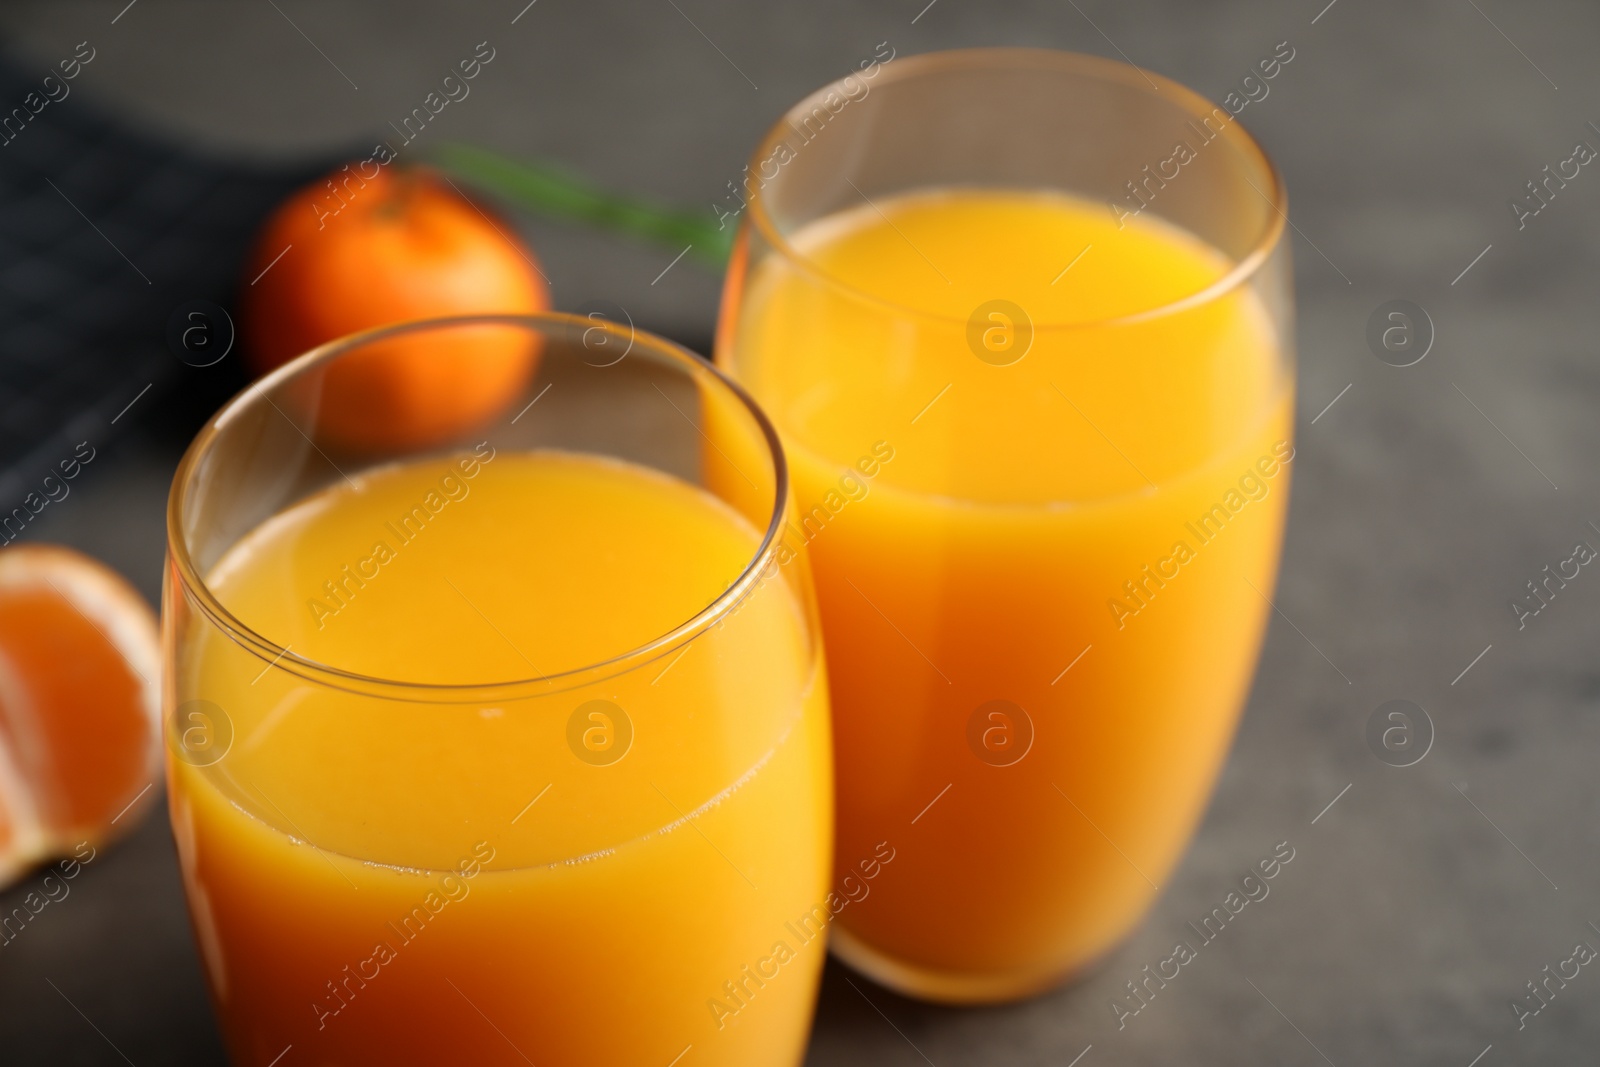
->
<box><xmin>829</xmin><ymin>924</ymin><xmax>1099</xmax><ymax>1005</ymax></box>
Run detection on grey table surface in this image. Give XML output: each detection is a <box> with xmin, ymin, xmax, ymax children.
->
<box><xmin>2</xmin><ymin>1</ymin><xmax>1599</xmax><ymax>1063</ymax></box>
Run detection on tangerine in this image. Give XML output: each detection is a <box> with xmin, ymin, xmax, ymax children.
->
<box><xmin>241</xmin><ymin>165</ymin><xmax>549</xmax><ymax>452</ymax></box>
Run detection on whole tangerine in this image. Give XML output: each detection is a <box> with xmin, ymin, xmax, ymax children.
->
<box><xmin>241</xmin><ymin>164</ymin><xmax>549</xmax><ymax>452</ymax></box>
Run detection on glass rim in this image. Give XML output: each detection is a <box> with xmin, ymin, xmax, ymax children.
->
<box><xmin>166</xmin><ymin>312</ymin><xmax>792</xmax><ymax>704</ymax></box>
<box><xmin>743</xmin><ymin>46</ymin><xmax>1289</xmax><ymax>331</ymax></box>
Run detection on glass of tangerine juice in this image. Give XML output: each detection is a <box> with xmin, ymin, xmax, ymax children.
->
<box><xmin>716</xmin><ymin>48</ymin><xmax>1296</xmax><ymax>1002</ymax></box>
<box><xmin>164</xmin><ymin>314</ymin><xmax>833</xmax><ymax>1065</ymax></box>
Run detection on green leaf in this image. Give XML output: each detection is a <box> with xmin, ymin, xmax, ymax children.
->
<box><xmin>430</xmin><ymin>142</ymin><xmax>734</xmax><ymax>267</ymax></box>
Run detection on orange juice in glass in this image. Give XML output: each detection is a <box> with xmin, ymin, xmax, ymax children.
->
<box><xmin>717</xmin><ymin>50</ymin><xmax>1294</xmax><ymax>1001</ymax></box>
<box><xmin>164</xmin><ymin>316</ymin><xmax>832</xmax><ymax>1064</ymax></box>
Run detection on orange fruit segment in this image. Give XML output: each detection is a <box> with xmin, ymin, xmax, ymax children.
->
<box><xmin>0</xmin><ymin>545</ymin><xmax>160</xmax><ymax>887</ymax></box>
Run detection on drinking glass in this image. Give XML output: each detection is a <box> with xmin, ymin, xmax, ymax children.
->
<box><xmin>717</xmin><ymin>48</ymin><xmax>1294</xmax><ymax>1002</ymax></box>
<box><xmin>164</xmin><ymin>314</ymin><xmax>832</xmax><ymax>1064</ymax></box>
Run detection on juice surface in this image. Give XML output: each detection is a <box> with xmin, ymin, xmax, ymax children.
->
<box><xmin>168</xmin><ymin>450</ymin><xmax>833</xmax><ymax>1065</ymax></box>
<box><xmin>738</xmin><ymin>189</ymin><xmax>1281</xmax><ymax>503</ymax></box>
<box><xmin>723</xmin><ymin>189</ymin><xmax>1292</xmax><ymax>996</ymax></box>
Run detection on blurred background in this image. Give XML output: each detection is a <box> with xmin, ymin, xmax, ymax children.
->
<box><xmin>1</xmin><ymin>0</ymin><xmax>1598</xmax><ymax>1063</ymax></box>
